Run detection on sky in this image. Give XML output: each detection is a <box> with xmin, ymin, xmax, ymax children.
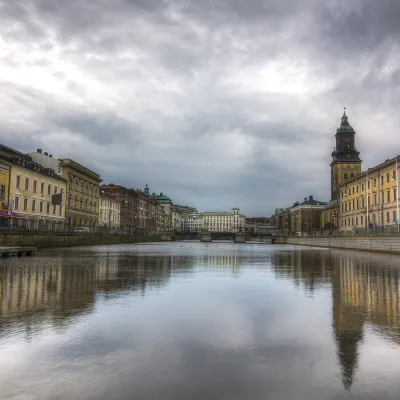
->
<box><xmin>1</xmin><ymin>0</ymin><xmax>400</xmax><ymax>216</ymax></box>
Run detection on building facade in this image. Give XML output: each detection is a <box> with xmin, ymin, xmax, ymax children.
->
<box><xmin>187</xmin><ymin>208</ymin><xmax>245</xmax><ymax>232</ymax></box>
<box><xmin>99</xmin><ymin>194</ymin><xmax>120</xmax><ymax>229</ymax></box>
<box><xmin>155</xmin><ymin>193</ymin><xmax>173</xmax><ymax>232</ymax></box>
<box><xmin>0</xmin><ymin>154</ymin><xmax>11</xmax><ymax>222</ymax></box>
<box><xmin>4</xmin><ymin>147</ymin><xmax>67</xmax><ymax>228</ymax></box>
<box><xmin>290</xmin><ymin>196</ymin><xmax>327</xmax><ymax>235</ymax></box>
<box><xmin>339</xmin><ymin>156</ymin><xmax>399</xmax><ymax>232</ymax></box>
<box><xmin>29</xmin><ymin>150</ymin><xmax>102</xmax><ymax>229</ymax></box>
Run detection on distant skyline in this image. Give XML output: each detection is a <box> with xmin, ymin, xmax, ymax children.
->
<box><xmin>1</xmin><ymin>0</ymin><xmax>400</xmax><ymax>216</ymax></box>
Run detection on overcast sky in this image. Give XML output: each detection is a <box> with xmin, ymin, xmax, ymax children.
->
<box><xmin>1</xmin><ymin>0</ymin><xmax>400</xmax><ymax>216</ymax></box>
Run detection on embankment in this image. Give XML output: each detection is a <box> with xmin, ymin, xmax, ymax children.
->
<box><xmin>286</xmin><ymin>236</ymin><xmax>400</xmax><ymax>254</ymax></box>
<box><xmin>0</xmin><ymin>231</ymin><xmax>167</xmax><ymax>248</ymax></box>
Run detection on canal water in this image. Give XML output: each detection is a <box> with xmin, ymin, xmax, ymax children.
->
<box><xmin>0</xmin><ymin>243</ymin><xmax>399</xmax><ymax>400</ymax></box>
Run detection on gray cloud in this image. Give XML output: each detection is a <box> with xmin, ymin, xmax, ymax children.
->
<box><xmin>1</xmin><ymin>0</ymin><xmax>399</xmax><ymax>215</ymax></box>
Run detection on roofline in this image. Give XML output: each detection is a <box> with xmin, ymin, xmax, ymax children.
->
<box><xmin>340</xmin><ymin>155</ymin><xmax>400</xmax><ymax>185</ymax></box>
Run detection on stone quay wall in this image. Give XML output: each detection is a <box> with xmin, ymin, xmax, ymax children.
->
<box><xmin>285</xmin><ymin>236</ymin><xmax>400</xmax><ymax>254</ymax></box>
<box><xmin>0</xmin><ymin>231</ymin><xmax>167</xmax><ymax>248</ymax></box>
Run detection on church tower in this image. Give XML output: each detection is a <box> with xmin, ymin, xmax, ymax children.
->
<box><xmin>330</xmin><ymin>109</ymin><xmax>362</xmax><ymax>201</ymax></box>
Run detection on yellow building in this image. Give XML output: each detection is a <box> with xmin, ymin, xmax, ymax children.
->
<box><xmin>339</xmin><ymin>156</ymin><xmax>399</xmax><ymax>232</ymax></box>
<box><xmin>4</xmin><ymin>146</ymin><xmax>68</xmax><ymax>228</ymax></box>
<box><xmin>0</xmin><ymin>155</ymin><xmax>11</xmax><ymax>217</ymax></box>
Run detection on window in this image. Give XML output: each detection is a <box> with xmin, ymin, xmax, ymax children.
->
<box><xmin>356</xmin><ymin>198</ymin><xmax>359</xmax><ymax>209</ymax></box>
<box><xmin>395</xmin><ymin>188</ymin><xmax>397</xmax><ymax>202</ymax></box>
<box><xmin>46</xmin><ymin>202</ymin><xmax>50</xmax><ymax>213</ymax></box>
<box><xmin>362</xmin><ymin>197</ymin><xmax>365</xmax><ymax>208</ymax></box>
<box><xmin>16</xmin><ymin>175</ymin><xmax>21</xmax><ymax>189</ymax></box>
<box><xmin>48</xmin><ymin>184</ymin><xmax>52</xmax><ymax>195</ymax></box>
<box><xmin>15</xmin><ymin>196</ymin><xmax>20</xmax><ymax>210</ymax></box>
<box><xmin>361</xmin><ymin>183</ymin><xmax>364</xmax><ymax>191</ymax></box>
<box><xmin>24</xmin><ymin>197</ymin><xmax>28</xmax><ymax>211</ymax></box>
<box><xmin>352</xmin><ymin>187</ymin><xmax>355</xmax><ymax>195</ymax></box>
<box><xmin>368</xmin><ymin>195</ymin><xmax>370</xmax><ymax>207</ymax></box>
<box><xmin>59</xmin><ymin>205</ymin><xmax>62</xmax><ymax>216</ymax></box>
<box><xmin>344</xmin><ymin>173</ymin><xmax>348</xmax><ymax>180</ymax></box>
<box><xmin>0</xmin><ymin>184</ymin><xmax>5</xmax><ymax>200</ymax></box>
<box><xmin>361</xmin><ymin>216</ymin><xmax>363</xmax><ymax>226</ymax></box>
<box><xmin>40</xmin><ymin>201</ymin><xmax>43</xmax><ymax>213</ymax></box>
<box><xmin>53</xmin><ymin>205</ymin><xmax>56</xmax><ymax>215</ymax></box>
<box><xmin>345</xmin><ymin>203</ymin><xmax>347</xmax><ymax>212</ymax></box>
<box><xmin>381</xmin><ymin>176</ymin><xmax>384</xmax><ymax>186</ymax></box>
<box><xmin>32</xmin><ymin>199</ymin><xmax>36</xmax><ymax>212</ymax></box>
<box><xmin>373</xmin><ymin>178</ymin><xmax>377</xmax><ymax>187</ymax></box>
<box><xmin>387</xmin><ymin>191</ymin><xmax>391</xmax><ymax>203</ymax></box>
<box><xmin>25</xmin><ymin>177</ymin><xmax>29</xmax><ymax>190</ymax></box>
<box><xmin>54</xmin><ymin>186</ymin><xmax>58</xmax><ymax>194</ymax></box>
<box><xmin>394</xmin><ymin>211</ymin><xmax>397</xmax><ymax>223</ymax></box>
<box><xmin>356</xmin><ymin>185</ymin><xmax>359</xmax><ymax>194</ymax></box>
<box><xmin>393</xmin><ymin>170</ymin><xmax>397</xmax><ymax>181</ymax></box>
<box><xmin>41</xmin><ymin>182</ymin><xmax>45</xmax><ymax>194</ymax></box>
<box><xmin>387</xmin><ymin>173</ymin><xmax>390</xmax><ymax>183</ymax></box>
<box><xmin>374</xmin><ymin>193</ymin><xmax>377</xmax><ymax>205</ymax></box>
<box><xmin>352</xmin><ymin>200</ymin><xmax>355</xmax><ymax>210</ymax></box>
<box><xmin>387</xmin><ymin>212</ymin><xmax>390</xmax><ymax>223</ymax></box>
<box><xmin>368</xmin><ymin>181</ymin><xmax>370</xmax><ymax>190</ymax></box>
<box><xmin>356</xmin><ymin>217</ymin><xmax>358</xmax><ymax>226</ymax></box>
<box><xmin>33</xmin><ymin>180</ymin><xmax>37</xmax><ymax>193</ymax></box>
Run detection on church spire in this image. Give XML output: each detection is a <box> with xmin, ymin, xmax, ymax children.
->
<box><xmin>341</xmin><ymin>107</ymin><xmax>349</xmax><ymax>126</ymax></box>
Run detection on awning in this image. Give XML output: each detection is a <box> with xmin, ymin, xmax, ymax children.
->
<box><xmin>0</xmin><ymin>210</ymin><xmax>28</xmax><ymax>219</ymax></box>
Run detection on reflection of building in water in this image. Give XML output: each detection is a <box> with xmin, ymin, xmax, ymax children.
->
<box><xmin>272</xmin><ymin>250</ymin><xmax>333</xmax><ymax>295</ymax></box>
<box><xmin>271</xmin><ymin>249</ymin><xmax>400</xmax><ymax>390</ymax></box>
<box><xmin>0</xmin><ymin>259</ymin><xmax>100</xmax><ymax>318</ymax></box>
<box><xmin>332</xmin><ymin>252</ymin><xmax>400</xmax><ymax>389</ymax></box>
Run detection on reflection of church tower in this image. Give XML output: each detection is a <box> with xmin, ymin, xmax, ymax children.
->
<box><xmin>332</xmin><ymin>258</ymin><xmax>364</xmax><ymax>390</ymax></box>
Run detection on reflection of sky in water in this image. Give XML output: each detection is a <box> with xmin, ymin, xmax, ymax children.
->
<box><xmin>0</xmin><ymin>243</ymin><xmax>399</xmax><ymax>400</ymax></box>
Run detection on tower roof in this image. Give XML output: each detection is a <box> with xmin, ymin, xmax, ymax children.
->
<box><xmin>337</xmin><ymin>107</ymin><xmax>355</xmax><ymax>133</ymax></box>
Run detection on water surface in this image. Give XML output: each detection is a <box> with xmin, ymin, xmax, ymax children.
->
<box><xmin>0</xmin><ymin>243</ymin><xmax>399</xmax><ymax>400</ymax></box>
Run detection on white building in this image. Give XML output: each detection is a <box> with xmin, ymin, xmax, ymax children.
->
<box><xmin>99</xmin><ymin>194</ymin><xmax>120</xmax><ymax>229</ymax></box>
<box><xmin>187</xmin><ymin>208</ymin><xmax>245</xmax><ymax>233</ymax></box>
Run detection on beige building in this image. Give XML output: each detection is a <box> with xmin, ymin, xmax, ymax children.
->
<box><xmin>188</xmin><ymin>208</ymin><xmax>245</xmax><ymax>232</ymax></box>
<box><xmin>29</xmin><ymin>150</ymin><xmax>102</xmax><ymax>229</ymax></box>
<box><xmin>172</xmin><ymin>209</ymin><xmax>182</xmax><ymax>233</ymax></box>
<box><xmin>3</xmin><ymin>146</ymin><xmax>67</xmax><ymax>228</ymax></box>
<box><xmin>99</xmin><ymin>194</ymin><xmax>120</xmax><ymax>229</ymax></box>
<box><xmin>339</xmin><ymin>156</ymin><xmax>399</xmax><ymax>232</ymax></box>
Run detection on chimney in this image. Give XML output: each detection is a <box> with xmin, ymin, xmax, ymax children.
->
<box><xmin>309</xmin><ymin>195</ymin><xmax>313</xmax><ymax>202</ymax></box>
<box><xmin>37</xmin><ymin>149</ymin><xmax>42</xmax><ymax>154</ymax></box>
<box><xmin>44</xmin><ymin>152</ymin><xmax>48</xmax><ymax>156</ymax></box>
<box><xmin>49</xmin><ymin>154</ymin><xmax>52</xmax><ymax>158</ymax></box>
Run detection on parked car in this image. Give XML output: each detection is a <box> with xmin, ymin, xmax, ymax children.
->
<box><xmin>74</xmin><ymin>227</ymin><xmax>90</xmax><ymax>233</ymax></box>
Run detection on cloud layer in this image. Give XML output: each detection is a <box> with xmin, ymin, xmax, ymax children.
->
<box><xmin>1</xmin><ymin>0</ymin><xmax>400</xmax><ymax>215</ymax></box>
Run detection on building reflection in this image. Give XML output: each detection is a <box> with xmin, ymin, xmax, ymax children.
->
<box><xmin>0</xmin><ymin>248</ymin><xmax>243</xmax><ymax>324</ymax></box>
<box><xmin>272</xmin><ymin>250</ymin><xmax>400</xmax><ymax>389</ymax></box>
